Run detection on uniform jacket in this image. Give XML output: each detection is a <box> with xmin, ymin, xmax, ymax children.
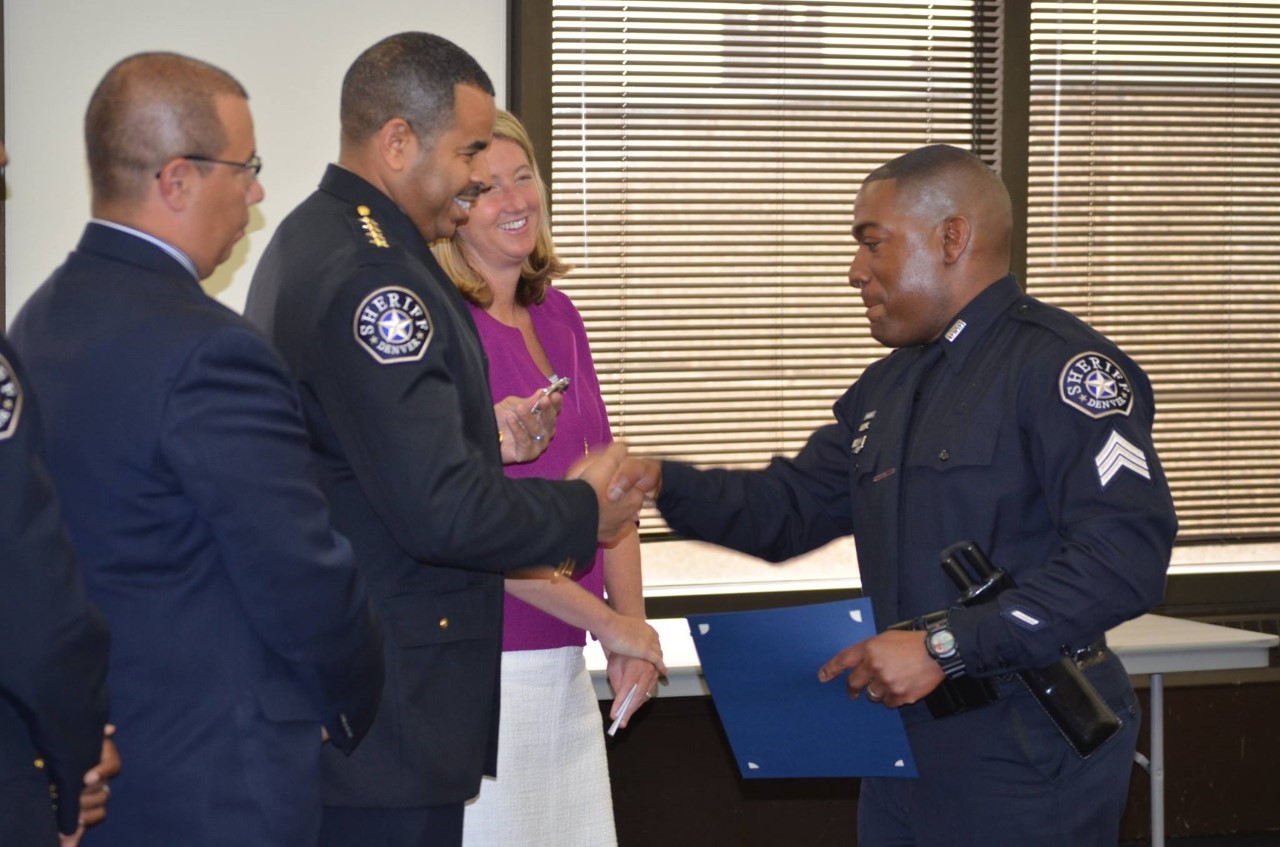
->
<box><xmin>659</xmin><ymin>275</ymin><xmax>1177</xmax><ymax>677</ymax></box>
<box><xmin>9</xmin><ymin>224</ymin><xmax>384</xmax><ymax>847</ymax></box>
<box><xmin>0</xmin><ymin>334</ymin><xmax>109</xmax><ymax>845</ymax></box>
<box><xmin>244</xmin><ymin>165</ymin><xmax>599</xmax><ymax>808</ymax></box>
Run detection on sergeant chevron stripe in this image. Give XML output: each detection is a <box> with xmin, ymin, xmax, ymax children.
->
<box><xmin>1095</xmin><ymin>430</ymin><xmax>1151</xmax><ymax>487</ymax></box>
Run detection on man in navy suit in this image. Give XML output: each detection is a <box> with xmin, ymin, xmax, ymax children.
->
<box><xmin>9</xmin><ymin>53</ymin><xmax>384</xmax><ymax>847</ymax></box>
<box><xmin>0</xmin><ymin>142</ymin><xmax>115</xmax><ymax>847</ymax></box>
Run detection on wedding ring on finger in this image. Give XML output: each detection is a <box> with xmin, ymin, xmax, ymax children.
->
<box><xmin>533</xmin><ymin>433</ymin><xmax>545</xmax><ymax>443</ymax></box>
<box><xmin>866</xmin><ymin>686</ymin><xmax>885</xmax><ymax>703</ymax></box>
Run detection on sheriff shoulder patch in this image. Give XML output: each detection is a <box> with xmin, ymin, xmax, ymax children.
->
<box><xmin>353</xmin><ymin>287</ymin><xmax>433</xmax><ymax>364</ymax></box>
<box><xmin>1059</xmin><ymin>351</ymin><xmax>1134</xmax><ymax>419</ymax></box>
<box><xmin>0</xmin><ymin>353</ymin><xmax>25</xmax><ymax>441</ymax></box>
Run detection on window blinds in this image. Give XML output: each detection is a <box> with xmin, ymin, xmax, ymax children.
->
<box><xmin>549</xmin><ymin>1</ymin><xmax>998</xmax><ymax>538</ymax></box>
<box><xmin>1026</xmin><ymin>1</ymin><xmax>1280</xmax><ymax>541</ymax></box>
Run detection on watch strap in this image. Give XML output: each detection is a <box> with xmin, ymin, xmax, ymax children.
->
<box><xmin>926</xmin><ymin>617</ymin><xmax>967</xmax><ymax>679</ymax></box>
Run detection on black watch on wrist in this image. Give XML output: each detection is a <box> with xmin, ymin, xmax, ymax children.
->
<box><xmin>924</xmin><ymin>616</ymin><xmax>967</xmax><ymax>679</ymax></box>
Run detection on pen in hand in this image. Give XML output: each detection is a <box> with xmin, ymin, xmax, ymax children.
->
<box><xmin>607</xmin><ymin>683</ymin><xmax>640</xmax><ymax>737</ymax></box>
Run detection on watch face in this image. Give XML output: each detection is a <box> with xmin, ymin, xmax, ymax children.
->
<box><xmin>927</xmin><ymin>628</ymin><xmax>957</xmax><ymax>659</ymax></box>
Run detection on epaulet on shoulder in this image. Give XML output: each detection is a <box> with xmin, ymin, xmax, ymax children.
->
<box><xmin>1008</xmin><ymin>291</ymin><xmax>1080</xmax><ymax>332</ymax></box>
<box><xmin>1008</xmin><ymin>294</ymin><xmax>1098</xmax><ymax>342</ymax></box>
<box><xmin>349</xmin><ymin>204</ymin><xmax>391</xmax><ymax>250</ymax></box>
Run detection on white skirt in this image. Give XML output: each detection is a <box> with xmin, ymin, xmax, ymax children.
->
<box><xmin>462</xmin><ymin>646</ymin><xmax>617</xmax><ymax>847</ymax></box>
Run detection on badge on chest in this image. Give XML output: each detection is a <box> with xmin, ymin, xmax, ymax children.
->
<box><xmin>851</xmin><ymin>409</ymin><xmax>875</xmax><ymax>454</ymax></box>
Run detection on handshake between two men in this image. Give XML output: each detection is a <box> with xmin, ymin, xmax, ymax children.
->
<box><xmin>492</xmin><ymin>385</ymin><xmax>659</xmax><ymax>549</ymax></box>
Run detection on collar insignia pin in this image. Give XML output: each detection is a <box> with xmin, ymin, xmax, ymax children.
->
<box><xmin>356</xmin><ymin>205</ymin><xmax>390</xmax><ymax>248</ymax></box>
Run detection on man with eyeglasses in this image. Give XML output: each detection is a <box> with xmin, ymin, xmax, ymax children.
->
<box><xmin>9</xmin><ymin>52</ymin><xmax>385</xmax><ymax>847</ymax></box>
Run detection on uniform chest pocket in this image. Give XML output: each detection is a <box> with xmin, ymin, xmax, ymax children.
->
<box><xmin>384</xmin><ymin>586</ymin><xmax>492</xmax><ymax>647</ymax></box>
<box><xmin>848</xmin><ymin>429</ymin><xmax>890</xmax><ymax>484</ymax></box>
<box><xmin>904</xmin><ymin>402</ymin><xmax>1002</xmax><ymax>473</ymax></box>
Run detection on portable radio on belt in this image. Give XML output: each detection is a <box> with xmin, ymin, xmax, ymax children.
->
<box><xmin>892</xmin><ymin>540</ymin><xmax>1123</xmax><ymax>758</ymax></box>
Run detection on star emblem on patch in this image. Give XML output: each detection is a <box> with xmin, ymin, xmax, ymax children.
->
<box><xmin>0</xmin><ymin>353</ymin><xmax>25</xmax><ymax>441</ymax></box>
<box><xmin>353</xmin><ymin>287</ymin><xmax>433</xmax><ymax>364</ymax></box>
<box><xmin>1084</xmin><ymin>370</ymin><xmax>1117</xmax><ymax>400</ymax></box>
<box><xmin>1059</xmin><ymin>351</ymin><xmax>1134</xmax><ymax>419</ymax></box>
<box><xmin>378</xmin><ymin>310</ymin><xmax>414</xmax><ymax>344</ymax></box>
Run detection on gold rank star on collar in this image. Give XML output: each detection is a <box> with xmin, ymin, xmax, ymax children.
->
<box><xmin>356</xmin><ymin>204</ymin><xmax>389</xmax><ymax>248</ymax></box>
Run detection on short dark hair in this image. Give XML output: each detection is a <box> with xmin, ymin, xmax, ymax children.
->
<box><xmin>340</xmin><ymin>32</ymin><xmax>495</xmax><ymax>146</ymax></box>
<box><xmin>85</xmin><ymin>52</ymin><xmax>247</xmax><ymax>205</ymax></box>
<box><xmin>866</xmin><ymin>144</ymin><xmax>1013</xmax><ymax>264</ymax></box>
<box><xmin>865</xmin><ymin>144</ymin><xmax>997</xmax><ymax>190</ymax></box>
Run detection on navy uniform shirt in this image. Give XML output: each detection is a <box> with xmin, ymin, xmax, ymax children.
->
<box><xmin>659</xmin><ymin>275</ymin><xmax>1177</xmax><ymax>676</ymax></box>
<box><xmin>0</xmin><ymin>334</ymin><xmax>109</xmax><ymax>842</ymax></box>
<box><xmin>245</xmin><ymin>164</ymin><xmax>599</xmax><ymax>808</ymax></box>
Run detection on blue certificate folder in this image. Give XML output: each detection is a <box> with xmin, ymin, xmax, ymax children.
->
<box><xmin>687</xmin><ymin>598</ymin><xmax>917</xmax><ymax>779</ymax></box>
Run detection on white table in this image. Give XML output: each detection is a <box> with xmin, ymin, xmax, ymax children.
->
<box><xmin>587</xmin><ymin>613</ymin><xmax>1277</xmax><ymax>847</ymax></box>
<box><xmin>1107</xmin><ymin>615</ymin><xmax>1277</xmax><ymax>847</ymax></box>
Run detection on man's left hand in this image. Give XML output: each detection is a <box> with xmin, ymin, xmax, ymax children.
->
<box><xmin>817</xmin><ymin>630</ymin><xmax>944</xmax><ymax>709</ymax></box>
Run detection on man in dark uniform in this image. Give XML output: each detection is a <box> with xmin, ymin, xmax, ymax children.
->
<box><xmin>0</xmin><ymin>142</ymin><xmax>115</xmax><ymax>847</ymax></box>
<box><xmin>9</xmin><ymin>54</ymin><xmax>384</xmax><ymax>847</ymax></box>
<box><xmin>244</xmin><ymin>32</ymin><xmax>645</xmax><ymax>847</ymax></box>
<box><xmin>622</xmin><ymin>145</ymin><xmax>1177</xmax><ymax>845</ymax></box>
<box><xmin>1</xmin><ymin>331</ymin><xmax>111</xmax><ymax>847</ymax></box>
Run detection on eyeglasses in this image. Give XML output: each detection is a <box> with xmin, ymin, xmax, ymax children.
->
<box><xmin>154</xmin><ymin>153</ymin><xmax>263</xmax><ymax>178</ymax></box>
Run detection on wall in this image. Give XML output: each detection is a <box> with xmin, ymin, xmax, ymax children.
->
<box><xmin>3</xmin><ymin>0</ymin><xmax>507</xmax><ymax>323</ymax></box>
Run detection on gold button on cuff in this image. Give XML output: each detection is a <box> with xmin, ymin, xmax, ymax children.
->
<box><xmin>438</xmin><ymin>617</ymin><xmax>449</xmax><ymax>630</ymax></box>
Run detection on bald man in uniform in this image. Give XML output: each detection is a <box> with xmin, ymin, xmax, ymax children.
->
<box><xmin>623</xmin><ymin>145</ymin><xmax>1177</xmax><ymax>845</ymax></box>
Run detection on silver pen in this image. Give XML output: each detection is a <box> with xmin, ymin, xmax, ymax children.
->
<box><xmin>607</xmin><ymin>683</ymin><xmax>640</xmax><ymax>736</ymax></box>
